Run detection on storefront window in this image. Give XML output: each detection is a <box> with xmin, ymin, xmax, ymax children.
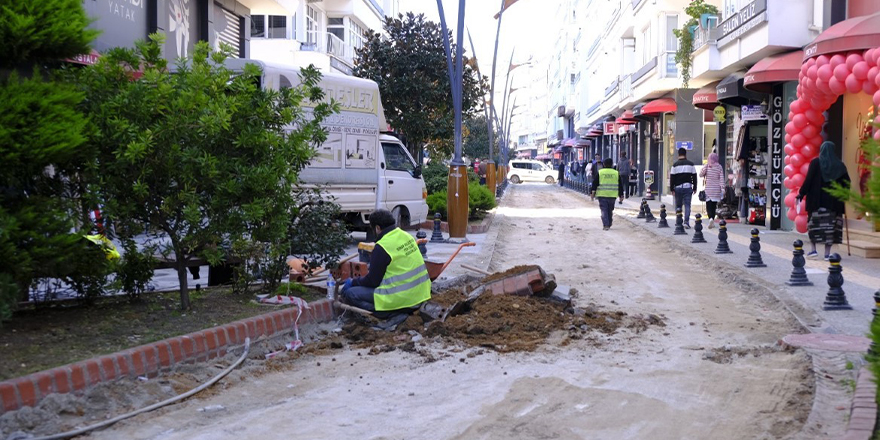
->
<box><xmin>251</xmin><ymin>15</ymin><xmax>288</xmax><ymax>39</ymax></box>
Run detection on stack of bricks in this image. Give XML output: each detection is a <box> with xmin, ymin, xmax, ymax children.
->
<box><xmin>482</xmin><ymin>268</ymin><xmax>547</xmax><ymax>296</ymax></box>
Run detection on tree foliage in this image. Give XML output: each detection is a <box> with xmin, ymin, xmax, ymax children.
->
<box><xmin>75</xmin><ymin>35</ymin><xmax>336</xmax><ymax>309</ymax></box>
<box><xmin>463</xmin><ymin>115</ymin><xmax>499</xmax><ymax>161</ymax></box>
<box><xmin>672</xmin><ymin>0</ymin><xmax>719</xmax><ymax>88</ymax></box>
<box><xmin>0</xmin><ymin>0</ymin><xmax>98</xmax><ymax>322</ymax></box>
<box><xmin>353</xmin><ymin>12</ymin><xmax>488</xmax><ymax>159</ymax></box>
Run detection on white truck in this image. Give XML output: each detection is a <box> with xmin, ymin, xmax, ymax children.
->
<box><xmin>227</xmin><ymin>59</ymin><xmax>429</xmax><ymax>235</ymax></box>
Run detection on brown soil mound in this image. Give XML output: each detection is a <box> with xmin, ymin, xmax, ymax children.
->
<box><xmin>480</xmin><ymin>265</ymin><xmax>540</xmax><ymax>284</ymax></box>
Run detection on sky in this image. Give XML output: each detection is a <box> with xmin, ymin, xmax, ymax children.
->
<box><xmin>397</xmin><ymin>0</ymin><xmax>555</xmax><ymax>95</ymax></box>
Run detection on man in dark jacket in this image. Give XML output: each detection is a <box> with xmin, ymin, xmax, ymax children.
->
<box><xmin>618</xmin><ymin>152</ymin><xmax>632</xmax><ymax>202</ymax></box>
<box><xmin>669</xmin><ymin>148</ymin><xmax>698</xmax><ymax>228</ymax></box>
<box><xmin>557</xmin><ymin>161</ymin><xmax>565</xmax><ymax>187</ymax></box>
<box><xmin>589</xmin><ymin>154</ymin><xmax>602</xmax><ymax>199</ymax></box>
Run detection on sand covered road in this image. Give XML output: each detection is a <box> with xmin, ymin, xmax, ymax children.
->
<box><xmin>74</xmin><ymin>183</ymin><xmax>827</xmax><ymax>439</ymax></box>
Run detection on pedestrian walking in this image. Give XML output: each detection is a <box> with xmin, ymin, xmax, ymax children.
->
<box><xmin>593</xmin><ymin>158</ymin><xmax>623</xmax><ymax>230</ymax></box>
<box><xmin>797</xmin><ymin>141</ymin><xmax>850</xmax><ymax>260</ymax></box>
<box><xmin>590</xmin><ymin>154</ymin><xmax>602</xmax><ymax>200</ymax></box>
<box><xmin>699</xmin><ymin>152</ymin><xmax>726</xmax><ymax>229</ymax></box>
<box><xmin>628</xmin><ymin>159</ymin><xmax>638</xmax><ymax>197</ymax></box>
<box><xmin>669</xmin><ymin>148</ymin><xmax>698</xmax><ymax>229</ymax></box>
<box><xmin>618</xmin><ymin>152</ymin><xmax>632</xmax><ymax>203</ymax></box>
<box><xmin>557</xmin><ymin>160</ymin><xmax>565</xmax><ymax>187</ymax></box>
<box><xmin>477</xmin><ymin>159</ymin><xmax>487</xmax><ymax>185</ymax></box>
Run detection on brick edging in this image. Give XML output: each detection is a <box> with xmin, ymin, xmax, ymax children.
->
<box><xmin>0</xmin><ymin>299</ymin><xmax>336</xmax><ymax>414</ymax></box>
<box><xmin>418</xmin><ymin>211</ymin><xmax>495</xmax><ymax>235</ymax></box>
<box><xmin>837</xmin><ymin>367</ymin><xmax>877</xmax><ymax>440</ymax></box>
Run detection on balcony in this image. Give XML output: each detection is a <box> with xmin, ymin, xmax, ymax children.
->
<box><xmin>301</xmin><ymin>31</ymin><xmax>354</xmax><ymax>66</ymax></box>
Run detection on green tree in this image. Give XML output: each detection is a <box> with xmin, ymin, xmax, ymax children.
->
<box><xmin>75</xmin><ymin>35</ymin><xmax>335</xmax><ymax>309</ymax></box>
<box><xmin>463</xmin><ymin>115</ymin><xmax>499</xmax><ymax>161</ymax></box>
<box><xmin>672</xmin><ymin>0</ymin><xmax>719</xmax><ymax>87</ymax></box>
<box><xmin>353</xmin><ymin>12</ymin><xmax>488</xmax><ymax>159</ymax></box>
<box><xmin>0</xmin><ymin>0</ymin><xmax>100</xmax><ymax>321</ymax></box>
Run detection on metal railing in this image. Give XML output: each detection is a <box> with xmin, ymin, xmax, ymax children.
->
<box><xmin>301</xmin><ymin>31</ymin><xmax>354</xmax><ymax>63</ymax></box>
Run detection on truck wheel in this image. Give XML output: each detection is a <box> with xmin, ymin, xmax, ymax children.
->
<box><xmin>392</xmin><ymin>206</ymin><xmax>410</xmax><ymax>229</ymax></box>
<box><xmin>545</xmin><ymin>176</ymin><xmax>555</xmax><ymax>184</ymax></box>
<box><xmin>510</xmin><ymin>175</ymin><xmax>521</xmax><ymax>184</ymax></box>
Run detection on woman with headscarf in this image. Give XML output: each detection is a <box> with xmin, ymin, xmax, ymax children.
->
<box><xmin>797</xmin><ymin>141</ymin><xmax>850</xmax><ymax>259</ymax></box>
<box><xmin>699</xmin><ymin>152</ymin><xmax>726</xmax><ymax>229</ymax></box>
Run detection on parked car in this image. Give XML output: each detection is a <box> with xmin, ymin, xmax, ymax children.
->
<box><xmin>508</xmin><ymin>159</ymin><xmax>557</xmax><ymax>184</ymax></box>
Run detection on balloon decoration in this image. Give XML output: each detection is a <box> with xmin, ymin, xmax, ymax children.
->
<box><xmin>784</xmin><ymin>47</ymin><xmax>880</xmax><ymax>233</ymax></box>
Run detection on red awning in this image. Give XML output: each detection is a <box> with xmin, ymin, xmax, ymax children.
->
<box><xmin>804</xmin><ymin>11</ymin><xmax>880</xmax><ymax>60</ymax></box>
<box><xmin>692</xmin><ymin>81</ymin><xmax>721</xmax><ymax>110</ymax></box>
<box><xmin>640</xmin><ymin>98</ymin><xmax>677</xmax><ymax>115</ymax></box>
<box><xmin>744</xmin><ymin>50</ymin><xmax>804</xmax><ymax>93</ymax></box>
<box><xmin>65</xmin><ymin>49</ymin><xmax>101</xmax><ymax>66</ymax></box>
<box><xmin>615</xmin><ymin>117</ymin><xmax>637</xmax><ymax>125</ymax></box>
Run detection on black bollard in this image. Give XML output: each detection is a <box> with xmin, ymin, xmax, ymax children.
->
<box><xmin>822</xmin><ymin>254</ymin><xmax>852</xmax><ymax>310</ymax></box>
<box><xmin>416</xmin><ymin>230</ymin><xmax>427</xmax><ymax>256</ymax></box>
<box><xmin>430</xmin><ymin>212</ymin><xmax>445</xmax><ymax>242</ymax></box>
<box><xmin>744</xmin><ymin>228</ymin><xmax>766</xmax><ymax>267</ymax></box>
<box><xmin>673</xmin><ymin>208</ymin><xmax>688</xmax><ymax>235</ymax></box>
<box><xmin>870</xmin><ymin>290</ymin><xmax>880</xmax><ymax>359</ymax></box>
<box><xmin>637</xmin><ymin>199</ymin><xmax>647</xmax><ymax>219</ymax></box>
<box><xmin>658</xmin><ymin>204</ymin><xmax>669</xmax><ymax>228</ymax></box>
<box><xmin>691</xmin><ymin>214</ymin><xmax>707</xmax><ymax>243</ymax></box>
<box><xmin>785</xmin><ymin>239</ymin><xmax>813</xmax><ymax>286</ymax></box>
<box><xmin>714</xmin><ymin>220</ymin><xmax>733</xmax><ymax>254</ymax></box>
<box><xmin>645</xmin><ymin>203</ymin><xmax>656</xmax><ymax>223</ymax></box>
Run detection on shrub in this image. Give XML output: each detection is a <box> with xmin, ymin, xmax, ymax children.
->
<box><xmin>423</xmin><ymin>161</ymin><xmax>448</xmax><ymax>195</ymax></box>
<box><xmin>426</xmin><ymin>191</ymin><xmax>448</xmax><ymax>219</ymax></box>
<box><xmin>468</xmin><ymin>182</ymin><xmax>496</xmax><ymax>219</ymax></box>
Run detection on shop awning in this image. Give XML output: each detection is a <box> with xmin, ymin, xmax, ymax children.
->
<box><xmin>803</xmin><ymin>11</ymin><xmax>880</xmax><ymax>60</ymax></box>
<box><xmin>639</xmin><ymin>98</ymin><xmax>677</xmax><ymax>115</ymax></box>
<box><xmin>535</xmin><ymin>154</ymin><xmax>551</xmax><ymax>160</ymax></box>
<box><xmin>692</xmin><ymin>81</ymin><xmax>720</xmax><ymax>110</ymax></box>
<box><xmin>615</xmin><ymin>110</ymin><xmax>638</xmax><ymax>124</ymax></box>
<box><xmin>548</xmin><ymin>138</ymin><xmax>561</xmax><ymax>147</ymax></box>
<box><xmin>744</xmin><ymin>50</ymin><xmax>804</xmax><ymax>93</ymax></box>
<box><xmin>562</xmin><ymin>138</ymin><xmax>592</xmax><ymax>147</ymax></box>
<box><xmin>717</xmin><ymin>72</ymin><xmax>765</xmax><ymax>106</ymax></box>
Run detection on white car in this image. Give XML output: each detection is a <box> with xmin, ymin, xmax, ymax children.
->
<box><xmin>508</xmin><ymin>159</ymin><xmax>557</xmax><ymax>184</ymax></box>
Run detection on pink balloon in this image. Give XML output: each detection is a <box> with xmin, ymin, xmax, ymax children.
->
<box><xmin>784</xmin><ymin>177</ymin><xmax>795</xmax><ymax>189</ymax></box>
<box><xmin>800</xmin><ymin>162</ymin><xmax>811</xmax><ymax>176</ymax></box>
<box><xmin>866</xmin><ymin>49</ymin><xmax>876</xmax><ymax>67</ymax></box>
<box><xmin>791</xmin><ymin>99</ymin><xmax>804</xmax><ymax>113</ymax></box>
<box><xmin>785</xmin><ymin>121</ymin><xmax>798</xmax><ymax>135</ymax></box>
<box><xmin>801</xmin><ymin>142</ymin><xmax>817</xmax><ymax>158</ymax></box>
<box><xmin>853</xmin><ymin>61</ymin><xmax>870</xmax><ymax>80</ymax></box>
<box><xmin>816</xmin><ymin>78</ymin><xmax>831</xmax><ymax>94</ymax></box>
<box><xmin>807</xmin><ymin>64</ymin><xmax>819</xmax><ymax>80</ymax></box>
<box><xmin>793</xmin><ymin>114</ymin><xmax>808</xmax><ymax>129</ymax></box>
<box><xmin>787</xmin><ymin>207</ymin><xmax>798</xmax><ymax>221</ymax></box>
<box><xmin>816</xmin><ymin>55</ymin><xmax>830</xmax><ymax>67</ymax></box>
<box><xmin>846</xmin><ymin>74</ymin><xmax>863</xmax><ymax>93</ymax></box>
<box><xmin>791</xmin><ymin>173</ymin><xmax>805</xmax><ymax>188</ymax></box>
<box><xmin>803</xmin><ymin>77</ymin><xmax>815</xmax><ymax>91</ymax></box>
<box><xmin>847</xmin><ymin>53</ymin><xmax>863</xmax><ymax>69</ymax></box>
<box><xmin>833</xmin><ymin>64</ymin><xmax>850</xmax><ymax>81</ymax></box>
<box><xmin>829</xmin><ymin>77</ymin><xmax>846</xmax><ymax>95</ymax></box>
<box><xmin>863</xmin><ymin>79</ymin><xmax>879</xmax><ymax>95</ymax></box>
<box><xmin>785</xmin><ymin>133</ymin><xmax>792</xmax><ymax>144</ymax></box>
<box><xmin>805</xmin><ymin>108</ymin><xmax>823</xmax><ymax>126</ymax></box>
<box><xmin>784</xmin><ymin>164</ymin><xmax>796</xmax><ymax>177</ymax></box>
<box><xmin>808</xmin><ymin>135</ymin><xmax>823</xmax><ymax>149</ymax></box>
<box><xmin>791</xmin><ymin>153</ymin><xmax>806</xmax><ymax>168</ymax></box>
<box><xmin>785</xmin><ymin>192</ymin><xmax>797</xmax><ymax>207</ymax></box>
<box><xmin>870</xmin><ymin>66</ymin><xmax>880</xmax><ymax>82</ymax></box>
<box><xmin>874</xmin><ymin>90</ymin><xmax>880</xmax><ymax>107</ymax></box>
<box><xmin>796</xmin><ymin>214</ymin><xmax>808</xmax><ymax>233</ymax></box>
<box><xmin>806</xmin><ymin>57</ymin><xmax>817</xmax><ymax>68</ymax></box>
<box><xmin>817</xmin><ymin>64</ymin><xmax>833</xmax><ymax>81</ymax></box>
<box><xmin>784</xmin><ymin>155</ymin><xmax>791</xmax><ymax>165</ymax></box>
<box><xmin>831</xmin><ymin>54</ymin><xmax>847</xmax><ymax>67</ymax></box>
<box><xmin>802</xmin><ymin>124</ymin><xmax>819</xmax><ymax>140</ymax></box>
<box><xmin>792</xmin><ymin>133</ymin><xmax>807</xmax><ymax>148</ymax></box>
<box><xmin>784</xmin><ymin>143</ymin><xmax>796</xmax><ymax>156</ymax></box>
<box><xmin>875</xmin><ymin>130</ymin><xmax>880</xmax><ymax>141</ymax></box>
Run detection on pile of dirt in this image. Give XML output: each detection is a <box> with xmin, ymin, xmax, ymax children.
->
<box><xmin>480</xmin><ymin>265</ymin><xmax>540</xmax><ymax>284</ymax></box>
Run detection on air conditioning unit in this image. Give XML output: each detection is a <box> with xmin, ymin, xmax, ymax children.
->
<box><xmin>557</xmin><ymin>106</ymin><xmax>566</xmax><ymax>117</ymax></box>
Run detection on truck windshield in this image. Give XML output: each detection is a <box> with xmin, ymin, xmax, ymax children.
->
<box><xmin>381</xmin><ymin>142</ymin><xmax>416</xmax><ymax>173</ymax></box>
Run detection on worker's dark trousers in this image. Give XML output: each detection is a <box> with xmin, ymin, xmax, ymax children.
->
<box><xmin>342</xmin><ymin>286</ymin><xmax>376</xmax><ymax>312</ymax></box>
<box><xmin>598</xmin><ymin>197</ymin><xmax>615</xmax><ymax>228</ymax></box>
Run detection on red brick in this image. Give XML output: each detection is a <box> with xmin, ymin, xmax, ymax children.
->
<box><xmin>130</xmin><ymin>351</ymin><xmax>146</xmax><ymax>376</ymax></box>
<box><xmin>181</xmin><ymin>336</ymin><xmax>195</xmax><ymax>360</ymax></box>
<box><xmin>192</xmin><ymin>333</ymin><xmax>207</xmax><ymax>355</ymax></box>
<box><xmin>272</xmin><ymin>314</ymin><xmax>284</xmax><ymax>332</ymax></box>
<box><xmin>167</xmin><ymin>338</ymin><xmax>184</xmax><ymax>363</ymax></box>
<box><xmin>246</xmin><ymin>320</ymin><xmax>257</xmax><ymax>338</ymax></box>
<box><xmin>0</xmin><ymin>382</ymin><xmax>20</xmax><ymax>412</ymax></box>
<box><xmin>263</xmin><ymin>316</ymin><xmax>276</xmax><ymax>335</ymax></box>
<box><xmin>234</xmin><ymin>322</ymin><xmax>248</xmax><ymax>341</ymax></box>
<box><xmin>205</xmin><ymin>331</ymin><xmax>218</xmax><ymax>352</ymax></box>
<box><xmin>70</xmin><ymin>365</ymin><xmax>87</xmax><ymax>391</ymax></box>
<box><xmin>84</xmin><ymin>360</ymin><xmax>101</xmax><ymax>386</ymax></box>
<box><xmin>142</xmin><ymin>346</ymin><xmax>159</xmax><ymax>375</ymax></box>
<box><xmin>32</xmin><ymin>372</ymin><xmax>53</xmax><ymax>398</ymax></box>
<box><xmin>15</xmin><ymin>378</ymin><xmax>36</xmax><ymax>407</ymax></box>
<box><xmin>51</xmin><ymin>369</ymin><xmax>71</xmax><ymax>394</ymax></box>
<box><xmin>502</xmin><ymin>276</ymin><xmax>516</xmax><ymax>295</ymax></box>
<box><xmin>215</xmin><ymin>328</ymin><xmax>228</xmax><ymax>347</ymax></box>
<box><xmin>114</xmin><ymin>354</ymin><xmax>131</xmax><ymax>378</ymax></box>
<box><xmin>254</xmin><ymin>318</ymin><xmax>265</xmax><ymax>336</ymax></box>
<box><xmin>280</xmin><ymin>312</ymin><xmax>292</xmax><ymax>329</ymax></box>
<box><xmin>98</xmin><ymin>356</ymin><xmax>117</xmax><ymax>381</ymax></box>
<box><xmin>156</xmin><ymin>342</ymin><xmax>173</xmax><ymax>368</ymax></box>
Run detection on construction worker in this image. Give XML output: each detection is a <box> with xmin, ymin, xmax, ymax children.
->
<box><xmin>592</xmin><ymin>158</ymin><xmax>624</xmax><ymax>230</ymax></box>
<box><xmin>341</xmin><ymin>209</ymin><xmax>431</xmax><ymax>313</ymax></box>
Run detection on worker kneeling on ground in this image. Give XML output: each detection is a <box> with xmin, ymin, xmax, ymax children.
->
<box><xmin>341</xmin><ymin>209</ymin><xmax>431</xmax><ymax>313</ymax></box>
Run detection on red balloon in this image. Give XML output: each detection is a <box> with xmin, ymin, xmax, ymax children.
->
<box><xmin>784</xmin><ymin>164</ymin><xmax>796</xmax><ymax>177</ymax></box>
<box><xmin>787</xmin><ymin>207</ymin><xmax>798</xmax><ymax>221</ymax></box>
<box><xmin>829</xmin><ymin>76</ymin><xmax>846</xmax><ymax>95</ymax></box>
<box><xmin>805</xmin><ymin>108</ymin><xmax>823</xmax><ymax>126</ymax></box>
<box><xmin>869</xmin><ymin>66</ymin><xmax>880</xmax><ymax>82</ymax></box>
<box><xmin>863</xmin><ymin>79</ymin><xmax>879</xmax><ymax>95</ymax></box>
<box><xmin>853</xmin><ymin>61</ymin><xmax>870</xmax><ymax>80</ymax></box>
<box><xmin>793</xmin><ymin>113</ymin><xmax>808</xmax><ymax>129</ymax></box>
<box><xmin>808</xmin><ymin>135</ymin><xmax>823</xmax><ymax>148</ymax></box>
<box><xmin>817</xmin><ymin>64</ymin><xmax>833</xmax><ymax>81</ymax></box>
<box><xmin>785</xmin><ymin>133</ymin><xmax>792</xmax><ymax>144</ymax></box>
<box><xmin>816</xmin><ymin>55</ymin><xmax>830</xmax><ymax>67</ymax></box>
<box><xmin>816</xmin><ymin>78</ymin><xmax>831</xmax><ymax>94</ymax></box>
<box><xmin>874</xmin><ymin>90</ymin><xmax>880</xmax><ymax>107</ymax></box>
<box><xmin>866</xmin><ymin>49</ymin><xmax>876</xmax><ymax>67</ymax></box>
<box><xmin>791</xmin><ymin>173</ymin><xmax>805</xmax><ymax>188</ymax></box>
<box><xmin>800</xmin><ymin>162</ymin><xmax>811</xmax><ymax>176</ymax></box>
<box><xmin>792</xmin><ymin>134</ymin><xmax>807</xmax><ymax>148</ymax></box>
<box><xmin>846</xmin><ymin>74</ymin><xmax>863</xmax><ymax>93</ymax></box>
<box><xmin>846</xmin><ymin>53</ymin><xmax>863</xmax><ymax>70</ymax></box>
<box><xmin>796</xmin><ymin>214</ymin><xmax>808</xmax><ymax>233</ymax></box>
<box><xmin>803</xmin><ymin>77</ymin><xmax>815</xmax><ymax>91</ymax></box>
<box><xmin>785</xmin><ymin>192</ymin><xmax>797</xmax><ymax>207</ymax></box>
<box><xmin>806</xmin><ymin>64</ymin><xmax>818</xmax><ymax>80</ymax></box>
<box><xmin>784</xmin><ymin>143</ymin><xmax>796</xmax><ymax>156</ymax></box>
<box><xmin>833</xmin><ymin>64</ymin><xmax>850</xmax><ymax>81</ymax></box>
<box><xmin>791</xmin><ymin>99</ymin><xmax>804</xmax><ymax>113</ymax></box>
<box><xmin>791</xmin><ymin>153</ymin><xmax>806</xmax><ymax>168</ymax></box>
<box><xmin>802</xmin><ymin>124</ymin><xmax>819</xmax><ymax>139</ymax></box>
<box><xmin>831</xmin><ymin>54</ymin><xmax>847</xmax><ymax>67</ymax></box>
<box><xmin>784</xmin><ymin>177</ymin><xmax>795</xmax><ymax>189</ymax></box>
<box><xmin>784</xmin><ymin>155</ymin><xmax>791</xmax><ymax>165</ymax></box>
<box><xmin>801</xmin><ymin>142</ymin><xmax>817</xmax><ymax>158</ymax></box>
<box><xmin>785</xmin><ymin>121</ymin><xmax>798</xmax><ymax>135</ymax></box>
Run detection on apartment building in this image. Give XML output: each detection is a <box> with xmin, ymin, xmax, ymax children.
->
<box><xmin>510</xmin><ymin>63</ymin><xmax>549</xmax><ymax>160</ymax></box>
<box><xmin>248</xmin><ymin>0</ymin><xmax>399</xmax><ymax>75</ymax></box>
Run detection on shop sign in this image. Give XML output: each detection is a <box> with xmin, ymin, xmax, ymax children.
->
<box><xmin>769</xmin><ymin>94</ymin><xmax>784</xmax><ymax>230</ymax></box>
<box><xmin>718</xmin><ymin>0</ymin><xmax>767</xmax><ymax>48</ymax></box>
<box><xmin>713</xmin><ymin>105</ymin><xmax>726</xmax><ymax>122</ymax></box>
<box><xmin>644</xmin><ymin>170</ymin><xmax>654</xmax><ymax>186</ymax></box>
<box><xmin>675</xmin><ymin>141</ymin><xmax>693</xmax><ymax>151</ymax></box>
<box><xmin>603</xmin><ymin>122</ymin><xmax>616</xmax><ymax>135</ymax></box>
<box><xmin>741</xmin><ymin>105</ymin><xmax>767</xmax><ymax>121</ymax></box>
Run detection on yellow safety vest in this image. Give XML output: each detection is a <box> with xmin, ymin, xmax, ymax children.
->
<box><xmin>84</xmin><ymin>234</ymin><xmax>121</xmax><ymax>261</ymax></box>
<box><xmin>596</xmin><ymin>168</ymin><xmax>620</xmax><ymax>198</ymax></box>
<box><xmin>374</xmin><ymin>228</ymin><xmax>431</xmax><ymax>311</ymax></box>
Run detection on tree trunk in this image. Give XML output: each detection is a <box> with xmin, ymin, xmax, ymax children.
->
<box><xmin>176</xmin><ymin>259</ymin><xmax>191</xmax><ymax>310</ymax></box>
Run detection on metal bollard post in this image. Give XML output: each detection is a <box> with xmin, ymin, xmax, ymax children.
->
<box><xmin>645</xmin><ymin>203</ymin><xmax>656</xmax><ymax>223</ymax></box>
<box><xmin>430</xmin><ymin>212</ymin><xmax>445</xmax><ymax>242</ymax></box>
<box><xmin>744</xmin><ymin>228</ymin><xmax>766</xmax><ymax>267</ymax></box>
<box><xmin>691</xmin><ymin>213</ymin><xmax>707</xmax><ymax>243</ymax></box>
<box><xmin>714</xmin><ymin>220</ymin><xmax>733</xmax><ymax>254</ymax></box>
<box><xmin>637</xmin><ymin>199</ymin><xmax>646</xmax><ymax>219</ymax></box>
<box><xmin>822</xmin><ymin>254</ymin><xmax>852</xmax><ymax>310</ymax></box>
<box><xmin>416</xmin><ymin>230</ymin><xmax>427</xmax><ymax>256</ymax></box>
<box><xmin>658</xmin><ymin>204</ymin><xmax>669</xmax><ymax>228</ymax></box>
<box><xmin>785</xmin><ymin>239</ymin><xmax>813</xmax><ymax>286</ymax></box>
<box><xmin>673</xmin><ymin>208</ymin><xmax>687</xmax><ymax>235</ymax></box>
